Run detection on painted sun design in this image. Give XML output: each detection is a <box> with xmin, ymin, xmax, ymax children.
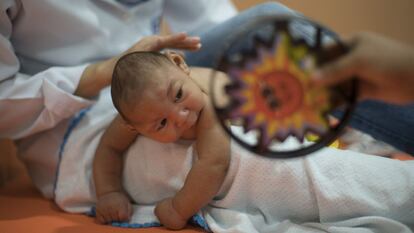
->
<box><xmin>225</xmin><ymin>32</ymin><xmax>331</xmax><ymax>147</ymax></box>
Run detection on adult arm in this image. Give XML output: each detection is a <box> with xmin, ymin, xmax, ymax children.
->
<box><xmin>0</xmin><ymin>1</ymin><xmax>95</xmax><ymax>139</ymax></box>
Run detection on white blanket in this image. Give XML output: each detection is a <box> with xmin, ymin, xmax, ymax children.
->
<box><xmin>54</xmin><ymin>91</ymin><xmax>414</xmax><ymax>233</ymax></box>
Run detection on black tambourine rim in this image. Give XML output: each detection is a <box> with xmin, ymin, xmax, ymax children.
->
<box><xmin>210</xmin><ymin>15</ymin><xmax>358</xmax><ymax>158</ymax></box>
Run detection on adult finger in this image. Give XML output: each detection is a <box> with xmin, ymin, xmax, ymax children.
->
<box><xmin>160</xmin><ymin>34</ymin><xmax>201</xmax><ymax>49</ymax></box>
<box><xmin>171</xmin><ymin>43</ymin><xmax>202</xmax><ymax>51</ymax></box>
<box><xmin>312</xmin><ymin>52</ymin><xmax>360</xmax><ymax>87</ymax></box>
<box><xmin>158</xmin><ymin>32</ymin><xmax>188</xmax><ymax>46</ymax></box>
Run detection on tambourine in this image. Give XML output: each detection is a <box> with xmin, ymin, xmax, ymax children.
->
<box><xmin>210</xmin><ymin>15</ymin><xmax>358</xmax><ymax>158</ymax></box>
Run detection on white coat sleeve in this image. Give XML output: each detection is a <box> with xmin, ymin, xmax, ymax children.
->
<box><xmin>0</xmin><ymin>0</ymin><xmax>94</xmax><ymax>139</ymax></box>
<box><xmin>162</xmin><ymin>0</ymin><xmax>238</xmax><ymax>34</ymax></box>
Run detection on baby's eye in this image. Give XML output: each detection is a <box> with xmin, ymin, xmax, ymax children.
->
<box><xmin>175</xmin><ymin>88</ymin><xmax>183</xmax><ymax>102</ymax></box>
<box><xmin>157</xmin><ymin>118</ymin><xmax>167</xmax><ymax>131</ymax></box>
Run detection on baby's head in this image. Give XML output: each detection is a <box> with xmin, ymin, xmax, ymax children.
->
<box><xmin>111</xmin><ymin>51</ymin><xmax>205</xmax><ymax>142</ymax></box>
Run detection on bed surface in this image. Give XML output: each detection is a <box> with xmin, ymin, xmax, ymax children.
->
<box><xmin>0</xmin><ymin>174</ymin><xmax>203</xmax><ymax>233</ymax></box>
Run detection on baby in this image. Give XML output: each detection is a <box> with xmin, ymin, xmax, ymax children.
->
<box><xmin>92</xmin><ymin>51</ymin><xmax>230</xmax><ymax>229</ymax></box>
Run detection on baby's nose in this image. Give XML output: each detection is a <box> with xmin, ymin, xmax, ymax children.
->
<box><xmin>174</xmin><ymin>108</ymin><xmax>189</xmax><ymax>127</ymax></box>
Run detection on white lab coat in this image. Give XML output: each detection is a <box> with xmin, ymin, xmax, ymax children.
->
<box><xmin>0</xmin><ymin>0</ymin><xmax>237</xmax><ymax>139</ymax></box>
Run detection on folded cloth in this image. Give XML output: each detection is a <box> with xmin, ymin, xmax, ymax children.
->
<box><xmin>53</xmin><ymin>93</ymin><xmax>414</xmax><ymax>232</ymax></box>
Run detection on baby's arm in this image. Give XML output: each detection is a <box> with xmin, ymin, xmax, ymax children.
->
<box><xmin>93</xmin><ymin>114</ymin><xmax>138</xmax><ymax>224</ymax></box>
<box><xmin>155</xmin><ymin>95</ymin><xmax>230</xmax><ymax>229</ymax></box>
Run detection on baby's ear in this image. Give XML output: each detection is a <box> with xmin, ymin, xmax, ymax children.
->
<box><xmin>164</xmin><ymin>50</ymin><xmax>190</xmax><ymax>74</ymax></box>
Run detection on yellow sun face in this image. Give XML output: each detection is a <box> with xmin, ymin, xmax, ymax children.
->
<box><xmin>226</xmin><ymin>32</ymin><xmax>331</xmax><ymax>146</ymax></box>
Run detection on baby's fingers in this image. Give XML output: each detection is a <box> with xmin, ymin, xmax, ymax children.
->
<box><xmin>96</xmin><ymin>211</ymin><xmax>111</xmax><ymax>224</ymax></box>
<box><xmin>116</xmin><ymin>203</ymin><xmax>132</xmax><ymax>221</ymax></box>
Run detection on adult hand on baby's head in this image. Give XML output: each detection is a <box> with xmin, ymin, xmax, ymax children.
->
<box><xmin>155</xmin><ymin>198</ymin><xmax>187</xmax><ymax>230</ymax></box>
<box><xmin>80</xmin><ymin>33</ymin><xmax>201</xmax><ymax>98</ymax></box>
<box><xmin>95</xmin><ymin>191</ymin><xmax>132</xmax><ymax>224</ymax></box>
<box><xmin>125</xmin><ymin>32</ymin><xmax>201</xmax><ymax>55</ymax></box>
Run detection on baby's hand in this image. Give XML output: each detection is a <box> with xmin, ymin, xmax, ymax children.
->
<box><xmin>95</xmin><ymin>191</ymin><xmax>132</xmax><ymax>224</ymax></box>
<box><xmin>155</xmin><ymin>198</ymin><xmax>187</xmax><ymax>230</ymax></box>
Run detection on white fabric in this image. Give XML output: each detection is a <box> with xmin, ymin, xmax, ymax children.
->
<box><xmin>0</xmin><ymin>0</ymin><xmax>237</xmax><ymax>139</ymax></box>
<box><xmin>204</xmin><ymin>145</ymin><xmax>414</xmax><ymax>233</ymax></box>
<box><xmin>54</xmin><ymin>106</ymin><xmax>414</xmax><ymax>232</ymax></box>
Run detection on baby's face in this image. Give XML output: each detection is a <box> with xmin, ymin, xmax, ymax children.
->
<box><xmin>124</xmin><ymin>65</ymin><xmax>205</xmax><ymax>143</ymax></box>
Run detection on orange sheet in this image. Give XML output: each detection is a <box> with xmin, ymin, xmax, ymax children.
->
<box><xmin>0</xmin><ymin>175</ymin><xmax>203</xmax><ymax>233</ymax></box>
